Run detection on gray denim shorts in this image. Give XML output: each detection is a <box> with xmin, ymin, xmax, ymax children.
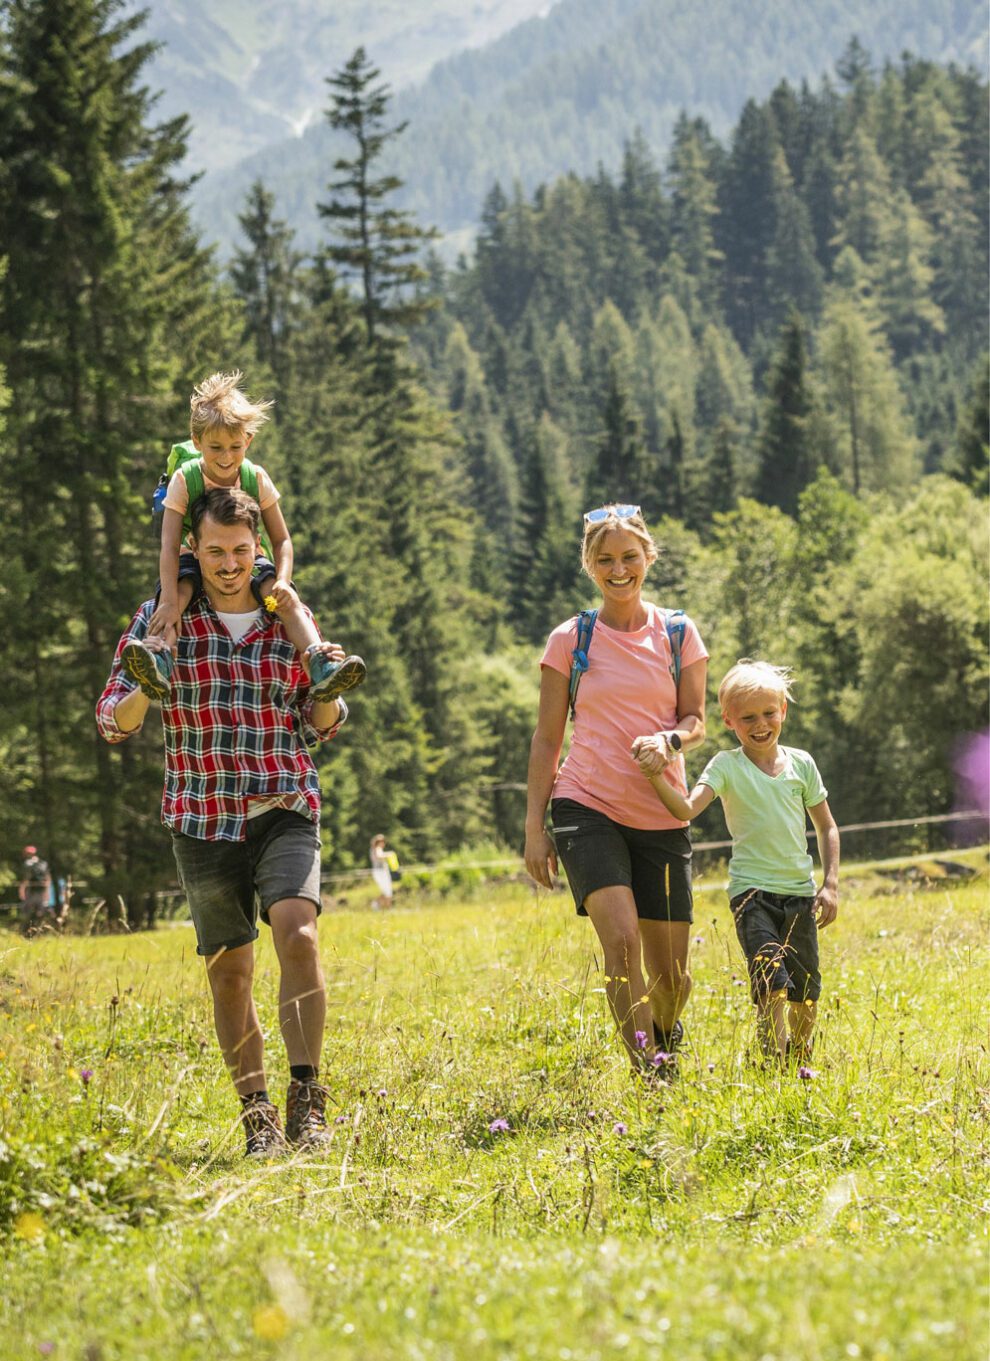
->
<box><xmin>730</xmin><ymin>888</ymin><xmax>821</xmax><ymax>1003</ymax></box>
<box><xmin>171</xmin><ymin>809</ymin><xmax>322</xmax><ymax>956</ymax></box>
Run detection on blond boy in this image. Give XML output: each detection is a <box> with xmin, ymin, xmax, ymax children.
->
<box><xmin>122</xmin><ymin>371</ymin><xmax>365</xmax><ymax>705</ymax></box>
<box><xmin>633</xmin><ymin>660</ymin><xmax>839</xmax><ymax>1063</ymax></box>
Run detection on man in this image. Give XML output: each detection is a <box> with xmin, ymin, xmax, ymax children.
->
<box><xmin>97</xmin><ymin>488</ymin><xmax>361</xmax><ymax>1157</ymax></box>
<box><xmin>18</xmin><ymin>846</ymin><xmax>53</xmax><ymax>936</ymax></box>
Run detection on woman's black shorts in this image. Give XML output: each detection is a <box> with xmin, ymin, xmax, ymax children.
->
<box><xmin>550</xmin><ymin>798</ymin><xmax>693</xmax><ymax>922</ymax></box>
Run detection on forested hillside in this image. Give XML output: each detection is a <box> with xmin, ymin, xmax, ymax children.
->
<box><xmin>128</xmin><ymin>0</ymin><xmax>553</xmax><ymax>173</ymax></box>
<box><xmin>0</xmin><ymin>5</ymin><xmax>986</xmax><ymax>913</ymax></box>
<box><xmin>191</xmin><ymin>0</ymin><xmax>988</xmax><ymax>253</ymax></box>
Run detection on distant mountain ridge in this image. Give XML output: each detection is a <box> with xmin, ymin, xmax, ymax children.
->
<box><xmin>131</xmin><ymin>0</ymin><xmax>556</xmax><ymax>174</ymax></box>
<box><xmin>180</xmin><ymin>0</ymin><xmax>988</xmax><ymax>257</ymax></box>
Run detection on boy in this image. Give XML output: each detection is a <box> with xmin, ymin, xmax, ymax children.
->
<box><xmin>632</xmin><ymin>660</ymin><xmax>839</xmax><ymax>1064</ymax></box>
<box><xmin>121</xmin><ymin>371</ymin><xmax>365</xmax><ymax>705</ymax></box>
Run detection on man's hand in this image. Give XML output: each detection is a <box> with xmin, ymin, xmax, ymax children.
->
<box><xmin>524</xmin><ymin>828</ymin><xmax>558</xmax><ymax>891</ymax></box>
<box><xmin>814</xmin><ymin>885</ymin><xmax>838</xmax><ymax>927</ymax></box>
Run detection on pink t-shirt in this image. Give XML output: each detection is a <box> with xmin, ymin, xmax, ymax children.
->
<box><xmin>541</xmin><ymin>604</ymin><xmax>708</xmax><ymax>830</ymax></box>
<box><xmin>164</xmin><ymin>464</ymin><xmax>280</xmax><ymax>544</ymax></box>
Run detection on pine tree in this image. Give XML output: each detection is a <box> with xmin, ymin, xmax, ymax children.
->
<box><xmin>230</xmin><ymin>180</ymin><xmax>303</xmax><ymax>395</ymax></box>
<box><xmin>667</xmin><ymin>114</ymin><xmax>724</xmax><ymax>316</ymax></box>
<box><xmin>755</xmin><ymin>312</ymin><xmax>818</xmax><ymax>514</ymax></box>
<box><xmin>319</xmin><ymin>47</ymin><xmax>439</xmax><ymax>343</ymax></box>
<box><xmin>0</xmin><ymin>0</ymin><xmax>229</xmax><ymax>912</ymax></box>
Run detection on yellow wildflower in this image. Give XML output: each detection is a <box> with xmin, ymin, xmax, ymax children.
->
<box><xmin>14</xmin><ymin>1212</ymin><xmax>45</xmax><ymax>1242</ymax></box>
<box><xmin>252</xmin><ymin>1304</ymin><xmax>290</xmax><ymax>1340</ymax></box>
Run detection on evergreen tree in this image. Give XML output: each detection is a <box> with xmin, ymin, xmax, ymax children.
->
<box><xmin>0</xmin><ymin>0</ymin><xmax>229</xmax><ymax>912</ymax></box>
<box><xmin>230</xmin><ymin>180</ymin><xmax>303</xmax><ymax>396</ymax></box>
<box><xmin>755</xmin><ymin>312</ymin><xmax>818</xmax><ymax>514</ymax></box>
<box><xmin>667</xmin><ymin>114</ymin><xmax>723</xmax><ymax>316</ymax></box>
<box><xmin>950</xmin><ymin>355</ymin><xmax>989</xmax><ymax>497</ymax></box>
<box><xmin>319</xmin><ymin>47</ymin><xmax>439</xmax><ymax>343</ymax></box>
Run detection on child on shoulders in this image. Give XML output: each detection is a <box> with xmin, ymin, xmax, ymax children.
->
<box><xmin>121</xmin><ymin>371</ymin><xmax>366</xmax><ymax>705</ymax></box>
<box><xmin>633</xmin><ymin>659</ymin><xmax>839</xmax><ymax>1065</ymax></box>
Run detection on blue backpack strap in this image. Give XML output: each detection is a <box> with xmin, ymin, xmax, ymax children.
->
<box><xmin>568</xmin><ymin>609</ymin><xmax>598</xmax><ymax>720</ymax></box>
<box><xmin>664</xmin><ymin>608</ymin><xmax>686</xmax><ymax>688</ymax></box>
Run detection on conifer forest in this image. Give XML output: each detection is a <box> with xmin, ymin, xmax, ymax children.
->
<box><xmin>0</xmin><ymin>4</ymin><xmax>987</xmax><ymax>914</ymax></box>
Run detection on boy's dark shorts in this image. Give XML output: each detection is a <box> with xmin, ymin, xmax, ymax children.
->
<box><xmin>550</xmin><ymin>798</ymin><xmax>693</xmax><ymax>922</ymax></box>
<box><xmin>175</xmin><ymin>550</ymin><xmax>276</xmax><ymax>604</ymax></box>
<box><xmin>171</xmin><ymin>809</ymin><xmax>322</xmax><ymax>956</ymax></box>
<box><xmin>731</xmin><ymin>888</ymin><xmax>821</xmax><ymax>1003</ymax></box>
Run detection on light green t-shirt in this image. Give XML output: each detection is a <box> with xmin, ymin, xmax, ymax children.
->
<box><xmin>697</xmin><ymin>746</ymin><xmax>828</xmax><ymax>899</ymax></box>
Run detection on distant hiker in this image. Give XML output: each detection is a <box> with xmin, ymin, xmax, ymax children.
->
<box><xmin>369</xmin><ymin>834</ymin><xmax>396</xmax><ymax>909</ymax></box>
<box><xmin>121</xmin><ymin>369</ymin><xmax>365</xmax><ymax>709</ymax></box>
<box><xmin>18</xmin><ymin>845</ymin><xmax>54</xmax><ymax>936</ymax></box>
<box><xmin>524</xmin><ymin>504</ymin><xmax>708</xmax><ymax>1081</ymax></box>
<box><xmin>98</xmin><ymin>487</ymin><xmax>347</xmax><ymax>1157</ymax></box>
<box><xmin>636</xmin><ymin>659</ymin><xmax>839</xmax><ymax>1066</ymax></box>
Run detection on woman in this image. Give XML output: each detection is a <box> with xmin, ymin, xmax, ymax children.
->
<box><xmin>369</xmin><ymin>834</ymin><xmax>394</xmax><ymax>910</ymax></box>
<box><xmin>524</xmin><ymin>504</ymin><xmax>708</xmax><ymax>1078</ymax></box>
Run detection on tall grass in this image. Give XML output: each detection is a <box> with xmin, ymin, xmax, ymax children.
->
<box><xmin>0</xmin><ymin>863</ymin><xmax>986</xmax><ymax>1359</ymax></box>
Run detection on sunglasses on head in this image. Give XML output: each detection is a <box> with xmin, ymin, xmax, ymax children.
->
<box><xmin>583</xmin><ymin>504</ymin><xmax>641</xmax><ymax>525</ymax></box>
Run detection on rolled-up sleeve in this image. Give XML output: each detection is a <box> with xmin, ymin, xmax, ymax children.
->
<box><xmin>95</xmin><ymin>602</ymin><xmax>154</xmax><ymax>743</ymax></box>
<box><xmin>299</xmin><ymin>696</ymin><xmax>348</xmax><ymax>749</ymax></box>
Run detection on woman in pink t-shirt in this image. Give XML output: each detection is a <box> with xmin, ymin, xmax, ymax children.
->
<box><xmin>524</xmin><ymin>504</ymin><xmax>708</xmax><ymax>1079</ymax></box>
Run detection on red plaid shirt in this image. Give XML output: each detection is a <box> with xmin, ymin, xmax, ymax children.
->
<box><xmin>96</xmin><ymin>598</ymin><xmax>346</xmax><ymax>841</ymax></box>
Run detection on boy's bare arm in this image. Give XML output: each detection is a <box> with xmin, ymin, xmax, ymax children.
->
<box><xmin>809</xmin><ymin>799</ymin><xmax>840</xmax><ymax>926</ymax></box>
<box><xmin>262</xmin><ymin>502</ymin><xmax>294</xmax><ymax>590</ymax></box>
<box><xmin>632</xmin><ymin>742</ymin><xmax>715</xmax><ymax>821</ymax></box>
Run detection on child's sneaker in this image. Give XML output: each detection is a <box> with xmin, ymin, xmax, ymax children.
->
<box><xmin>285</xmin><ymin>1078</ymin><xmax>333</xmax><ymax>1150</ymax></box>
<box><xmin>306</xmin><ymin>649</ymin><xmax>367</xmax><ymax>703</ymax></box>
<box><xmin>242</xmin><ymin>1099</ymin><xmax>287</xmax><ymax>1158</ymax></box>
<box><xmin>651</xmin><ymin>1018</ymin><xmax>684</xmax><ymax>1082</ymax></box>
<box><xmin>121</xmin><ymin>640</ymin><xmax>173</xmax><ymax>702</ymax></box>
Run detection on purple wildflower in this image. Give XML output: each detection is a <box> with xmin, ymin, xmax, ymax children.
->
<box><xmin>377</xmin><ymin>1088</ymin><xmax>387</xmax><ymax>1098</ymax></box>
<box><xmin>488</xmin><ymin>1117</ymin><xmax>510</xmax><ymax>1134</ymax></box>
<box><xmin>651</xmin><ymin>1050</ymin><xmax>672</xmax><ymax>1068</ymax></box>
<box><xmin>613</xmin><ymin>1122</ymin><xmax>627</xmax><ymax>1135</ymax></box>
<box><xmin>80</xmin><ymin>1069</ymin><xmax>93</xmax><ymax>1085</ymax></box>
<box><xmin>335</xmin><ymin>1115</ymin><xmax>348</xmax><ymax>1125</ymax></box>
<box><xmin>798</xmin><ymin>1066</ymin><xmax>819</xmax><ymax>1081</ymax></box>
<box><xmin>38</xmin><ymin>1346</ymin><xmax>55</xmax><ymax>1357</ymax></box>
<box><xmin>634</xmin><ymin>1030</ymin><xmax>648</xmax><ymax>1049</ymax></box>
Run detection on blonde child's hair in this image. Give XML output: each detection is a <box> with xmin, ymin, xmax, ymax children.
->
<box><xmin>718</xmin><ymin>659</ymin><xmax>794</xmax><ymax>714</ymax></box>
<box><xmin>189</xmin><ymin>370</ymin><xmax>274</xmax><ymax>439</ymax></box>
<box><xmin>580</xmin><ymin>505</ymin><xmax>658</xmax><ymax>578</ymax></box>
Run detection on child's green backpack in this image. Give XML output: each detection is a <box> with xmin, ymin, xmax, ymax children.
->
<box><xmin>152</xmin><ymin>440</ymin><xmax>273</xmax><ymax>559</ymax></box>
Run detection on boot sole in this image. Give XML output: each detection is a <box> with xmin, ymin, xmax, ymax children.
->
<box><xmin>121</xmin><ymin>643</ymin><xmax>171</xmax><ymax>702</ymax></box>
<box><xmin>310</xmin><ymin>655</ymin><xmax>367</xmax><ymax>702</ymax></box>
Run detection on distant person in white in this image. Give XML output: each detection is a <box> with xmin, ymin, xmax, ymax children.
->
<box><xmin>369</xmin><ymin>834</ymin><xmax>394</xmax><ymax>909</ymax></box>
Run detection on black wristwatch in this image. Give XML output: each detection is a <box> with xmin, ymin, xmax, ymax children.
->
<box><xmin>668</xmin><ymin>732</ymin><xmax>682</xmax><ymax>752</ymax></box>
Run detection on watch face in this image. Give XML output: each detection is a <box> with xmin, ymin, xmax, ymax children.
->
<box><xmin>669</xmin><ymin>733</ymin><xmax>682</xmax><ymax>751</ymax></box>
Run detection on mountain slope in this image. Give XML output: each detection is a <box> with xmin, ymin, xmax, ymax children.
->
<box><xmin>184</xmin><ymin>0</ymin><xmax>988</xmax><ymax>255</ymax></box>
<box><xmin>131</xmin><ymin>0</ymin><xmax>556</xmax><ymax>173</ymax></box>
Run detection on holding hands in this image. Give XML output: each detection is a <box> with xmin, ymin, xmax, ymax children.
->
<box><xmin>631</xmin><ymin>731</ymin><xmax>682</xmax><ymax>776</ymax></box>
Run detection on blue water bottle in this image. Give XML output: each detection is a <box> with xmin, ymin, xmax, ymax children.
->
<box><xmin>151</xmin><ymin>474</ymin><xmax>169</xmax><ymax>540</ymax></box>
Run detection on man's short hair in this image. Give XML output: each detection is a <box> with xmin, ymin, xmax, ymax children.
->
<box><xmin>189</xmin><ymin>487</ymin><xmax>261</xmax><ymax>541</ymax></box>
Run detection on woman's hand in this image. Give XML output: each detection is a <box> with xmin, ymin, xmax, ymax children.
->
<box><xmin>524</xmin><ymin>827</ymin><xmax>558</xmax><ymax>890</ymax></box>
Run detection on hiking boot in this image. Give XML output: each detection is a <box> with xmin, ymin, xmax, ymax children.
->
<box><xmin>122</xmin><ymin>639</ymin><xmax>174</xmax><ymax>702</ymax></box>
<box><xmin>242</xmin><ymin>1099</ymin><xmax>287</xmax><ymax>1159</ymax></box>
<box><xmin>651</xmin><ymin>1018</ymin><xmax>684</xmax><ymax>1082</ymax></box>
<box><xmin>306</xmin><ymin>650</ymin><xmax>367</xmax><ymax>703</ymax></box>
<box><xmin>285</xmin><ymin>1079</ymin><xmax>332</xmax><ymax>1150</ymax></box>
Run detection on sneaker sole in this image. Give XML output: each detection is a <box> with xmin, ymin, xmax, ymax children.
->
<box><xmin>310</xmin><ymin>655</ymin><xmax>367</xmax><ymax>702</ymax></box>
<box><xmin>121</xmin><ymin>643</ymin><xmax>171</xmax><ymax>702</ymax></box>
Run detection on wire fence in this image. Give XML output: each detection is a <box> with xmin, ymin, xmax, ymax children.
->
<box><xmin>3</xmin><ymin>809</ymin><xmax>985</xmax><ymax>926</ymax></box>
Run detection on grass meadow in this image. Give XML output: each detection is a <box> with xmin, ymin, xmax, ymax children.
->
<box><xmin>0</xmin><ymin>855</ymin><xmax>987</xmax><ymax>1360</ymax></box>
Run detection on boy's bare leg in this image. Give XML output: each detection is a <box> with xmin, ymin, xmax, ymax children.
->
<box><xmin>756</xmin><ymin>990</ymin><xmax>789</xmax><ymax>1061</ymax></box>
<box><xmin>787</xmin><ymin>999</ymin><xmax>817</xmax><ymax>1060</ymax></box>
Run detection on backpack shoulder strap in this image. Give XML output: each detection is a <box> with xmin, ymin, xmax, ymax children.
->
<box><xmin>568</xmin><ymin>609</ymin><xmax>599</xmax><ymax>721</ymax></box>
<box><xmin>182</xmin><ymin>458</ymin><xmax>205</xmax><ymax>511</ymax></box>
<box><xmin>663</xmin><ymin>608</ymin><xmax>687</xmax><ymax>688</ymax></box>
<box><xmin>239</xmin><ymin>458</ymin><xmax>260</xmax><ymax>502</ymax></box>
